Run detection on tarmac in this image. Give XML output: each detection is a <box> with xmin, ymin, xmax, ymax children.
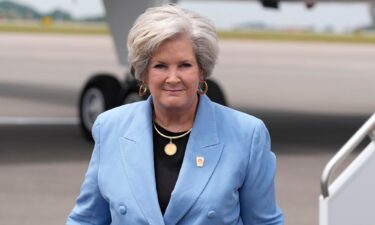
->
<box><xmin>0</xmin><ymin>33</ymin><xmax>374</xmax><ymax>225</ymax></box>
<box><xmin>0</xmin><ymin>114</ymin><xmax>367</xmax><ymax>225</ymax></box>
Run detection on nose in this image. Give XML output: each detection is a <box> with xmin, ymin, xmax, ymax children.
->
<box><xmin>165</xmin><ymin>67</ymin><xmax>180</xmax><ymax>84</ymax></box>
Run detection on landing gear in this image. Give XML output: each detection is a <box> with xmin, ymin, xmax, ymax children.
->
<box><xmin>79</xmin><ymin>74</ymin><xmax>122</xmax><ymax>139</ymax></box>
<box><xmin>206</xmin><ymin>79</ymin><xmax>227</xmax><ymax>106</ymax></box>
<box><xmin>119</xmin><ymin>76</ymin><xmax>148</xmax><ymax>105</ymax></box>
<box><xmin>371</xmin><ymin>2</ymin><xmax>375</xmax><ymax>29</ymax></box>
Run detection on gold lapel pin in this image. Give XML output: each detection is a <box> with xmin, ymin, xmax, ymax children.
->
<box><xmin>196</xmin><ymin>156</ymin><xmax>205</xmax><ymax>168</ymax></box>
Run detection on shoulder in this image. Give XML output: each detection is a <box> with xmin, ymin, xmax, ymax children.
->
<box><xmin>212</xmin><ymin>102</ymin><xmax>265</xmax><ymax>133</ymax></box>
<box><xmin>92</xmin><ymin>100</ymin><xmax>148</xmax><ymax>139</ymax></box>
<box><xmin>208</xmin><ymin>101</ymin><xmax>270</xmax><ymax>155</ymax></box>
<box><xmin>95</xmin><ymin>100</ymin><xmax>145</xmax><ymax>125</ymax></box>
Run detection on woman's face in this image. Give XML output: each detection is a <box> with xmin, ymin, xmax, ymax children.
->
<box><xmin>145</xmin><ymin>35</ymin><xmax>202</xmax><ymax>113</ymax></box>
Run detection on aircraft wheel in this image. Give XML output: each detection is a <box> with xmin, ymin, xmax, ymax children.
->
<box><xmin>79</xmin><ymin>75</ymin><xmax>121</xmax><ymax>139</ymax></box>
<box><xmin>206</xmin><ymin>79</ymin><xmax>227</xmax><ymax>106</ymax></box>
<box><xmin>120</xmin><ymin>80</ymin><xmax>148</xmax><ymax>105</ymax></box>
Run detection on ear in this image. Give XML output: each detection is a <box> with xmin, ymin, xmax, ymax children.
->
<box><xmin>199</xmin><ymin>70</ymin><xmax>204</xmax><ymax>80</ymax></box>
<box><xmin>142</xmin><ymin>73</ymin><xmax>148</xmax><ymax>84</ymax></box>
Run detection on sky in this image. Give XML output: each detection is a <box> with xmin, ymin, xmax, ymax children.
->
<box><xmin>7</xmin><ymin>0</ymin><xmax>374</xmax><ymax>33</ymax></box>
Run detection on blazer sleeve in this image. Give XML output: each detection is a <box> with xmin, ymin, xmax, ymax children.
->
<box><xmin>239</xmin><ymin>120</ymin><xmax>284</xmax><ymax>225</ymax></box>
<box><xmin>66</xmin><ymin>118</ymin><xmax>111</xmax><ymax>225</ymax></box>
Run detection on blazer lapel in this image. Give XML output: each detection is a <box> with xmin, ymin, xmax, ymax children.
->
<box><xmin>119</xmin><ymin>97</ymin><xmax>165</xmax><ymax>225</ymax></box>
<box><xmin>164</xmin><ymin>95</ymin><xmax>224</xmax><ymax>225</ymax></box>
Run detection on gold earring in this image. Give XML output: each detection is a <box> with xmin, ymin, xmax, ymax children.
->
<box><xmin>139</xmin><ymin>83</ymin><xmax>148</xmax><ymax>96</ymax></box>
<box><xmin>197</xmin><ymin>80</ymin><xmax>208</xmax><ymax>95</ymax></box>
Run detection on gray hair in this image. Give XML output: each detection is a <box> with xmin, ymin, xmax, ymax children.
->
<box><xmin>127</xmin><ymin>4</ymin><xmax>219</xmax><ymax>80</ymax></box>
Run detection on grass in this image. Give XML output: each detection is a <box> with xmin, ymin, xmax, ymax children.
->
<box><xmin>0</xmin><ymin>21</ymin><xmax>108</xmax><ymax>35</ymax></box>
<box><xmin>218</xmin><ymin>30</ymin><xmax>375</xmax><ymax>44</ymax></box>
<box><xmin>1</xmin><ymin>21</ymin><xmax>375</xmax><ymax>44</ymax></box>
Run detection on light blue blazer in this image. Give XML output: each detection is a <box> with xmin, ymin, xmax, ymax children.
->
<box><xmin>67</xmin><ymin>95</ymin><xmax>284</xmax><ymax>225</ymax></box>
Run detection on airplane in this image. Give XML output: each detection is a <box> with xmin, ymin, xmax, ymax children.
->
<box><xmin>78</xmin><ymin>0</ymin><xmax>375</xmax><ymax>139</ymax></box>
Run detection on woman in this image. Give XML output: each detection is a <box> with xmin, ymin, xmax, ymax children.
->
<box><xmin>67</xmin><ymin>4</ymin><xmax>284</xmax><ymax>225</ymax></box>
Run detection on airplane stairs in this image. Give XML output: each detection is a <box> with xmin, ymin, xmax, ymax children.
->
<box><xmin>320</xmin><ymin>113</ymin><xmax>375</xmax><ymax>225</ymax></box>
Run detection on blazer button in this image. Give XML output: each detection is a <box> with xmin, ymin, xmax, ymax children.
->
<box><xmin>207</xmin><ymin>210</ymin><xmax>216</xmax><ymax>219</ymax></box>
<box><xmin>119</xmin><ymin>205</ymin><xmax>127</xmax><ymax>215</ymax></box>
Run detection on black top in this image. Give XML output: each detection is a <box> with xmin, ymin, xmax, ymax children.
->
<box><xmin>153</xmin><ymin>122</ymin><xmax>190</xmax><ymax>215</ymax></box>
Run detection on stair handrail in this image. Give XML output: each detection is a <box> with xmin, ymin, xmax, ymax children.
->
<box><xmin>320</xmin><ymin>113</ymin><xmax>375</xmax><ymax>198</ymax></box>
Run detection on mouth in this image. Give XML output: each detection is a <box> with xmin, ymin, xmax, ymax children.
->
<box><xmin>164</xmin><ymin>88</ymin><xmax>183</xmax><ymax>92</ymax></box>
<box><xmin>164</xmin><ymin>89</ymin><xmax>183</xmax><ymax>95</ymax></box>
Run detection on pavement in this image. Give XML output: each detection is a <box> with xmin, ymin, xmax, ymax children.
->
<box><xmin>0</xmin><ymin>33</ymin><xmax>374</xmax><ymax>225</ymax></box>
<box><xmin>0</xmin><ymin>114</ymin><xmax>368</xmax><ymax>225</ymax></box>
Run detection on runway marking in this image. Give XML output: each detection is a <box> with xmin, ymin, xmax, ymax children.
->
<box><xmin>0</xmin><ymin>117</ymin><xmax>79</xmax><ymax>125</ymax></box>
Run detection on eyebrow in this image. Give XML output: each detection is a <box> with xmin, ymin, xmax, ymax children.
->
<box><xmin>150</xmin><ymin>60</ymin><xmax>165</xmax><ymax>64</ymax></box>
<box><xmin>150</xmin><ymin>59</ymin><xmax>194</xmax><ymax>64</ymax></box>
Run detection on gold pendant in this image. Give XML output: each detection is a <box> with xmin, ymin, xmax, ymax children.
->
<box><xmin>164</xmin><ymin>142</ymin><xmax>177</xmax><ymax>156</ymax></box>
